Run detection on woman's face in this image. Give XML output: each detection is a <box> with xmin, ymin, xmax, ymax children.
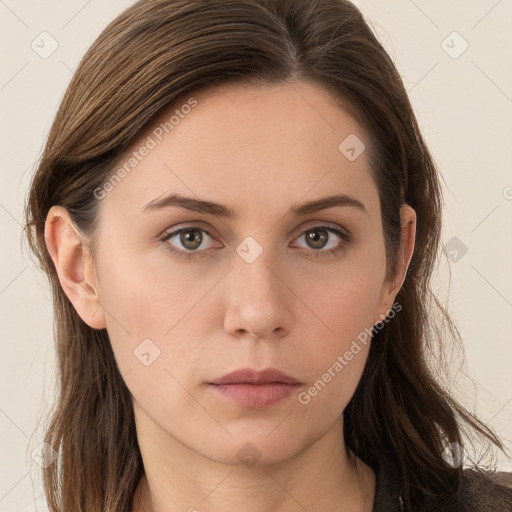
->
<box><xmin>55</xmin><ymin>80</ymin><xmax>413</xmax><ymax>466</ymax></box>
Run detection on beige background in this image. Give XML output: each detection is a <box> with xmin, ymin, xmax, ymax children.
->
<box><xmin>1</xmin><ymin>0</ymin><xmax>511</xmax><ymax>509</ymax></box>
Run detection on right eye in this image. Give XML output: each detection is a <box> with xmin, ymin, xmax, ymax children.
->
<box><xmin>161</xmin><ymin>226</ymin><xmax>221</xmax><ymax>258</ymax></box>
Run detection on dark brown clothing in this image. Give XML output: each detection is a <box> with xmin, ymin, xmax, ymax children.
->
<box><xmin>372</xmin><ymin>462</ymin><xmax>512</xmax><ymax>511</ymax></box>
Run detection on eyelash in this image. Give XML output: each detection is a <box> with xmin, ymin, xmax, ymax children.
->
<box><xmin>160</xmin><ymin>224</ymin><xmax>352</xmax><ymax>259</ymax></box>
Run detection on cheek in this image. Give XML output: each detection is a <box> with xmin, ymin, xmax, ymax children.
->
<box><xmin>297</xmin><ymin>279</ymin><xmax>378</xmax><ymax>391</ymax></box>
<box><xmin>305</xmin><ymin>253</ymin><xmax>386</xmax><ymax>342</ymax></box>
<box><xmin>94</xmin><ymin>246</ymin><xmax>227</xmax><ymax>390</ymax></box>
<box><xmin>96</xmin><ymin>243</ymin><xmax>206</xmax><ymax>333</ymax></box>
<box><xmin>293</xmin><ymin>254</ymin><xmax>386</xmax><ymax>406</ymax></box>
<box><xmin>296</xmin><ymin>340</ymin><xmax>369</xmax><ymax>421</ymax></box>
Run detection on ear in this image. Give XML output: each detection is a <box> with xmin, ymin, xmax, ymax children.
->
<box><xmin>373</xmin><ymin>204</ymin><xmax>416</xmax><ymax>325</ymax></box>
<box><xmin>44</xmin><ymin>206</ymin><xmax>106</xmax><ymax>329</ymax></box>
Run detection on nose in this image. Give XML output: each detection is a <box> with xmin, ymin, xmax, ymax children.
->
<box><xmin>223</xmin><ymin>246</ymin><xmax>293</xmax><ymax>341</ymax></box>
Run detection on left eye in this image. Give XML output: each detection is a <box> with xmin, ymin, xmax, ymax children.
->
<box><xmin>293</xmin><ymin>226</ymin><xmax>348</xmax><ymax>252</ymax></box>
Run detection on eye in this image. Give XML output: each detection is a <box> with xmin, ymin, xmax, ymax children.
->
<box><xmin>291</xmin><ymin>225</ymin><xmax>351</xmax><ymax>257</ymax></box>
<box><xmin>161</xmin><ymin>227</ymin><xmax>219</xmax><ymax>258</ymax></box>
<box><xmin>160</xmin><ymin>224</ymin><xmax>351</xmax><ymax>259</ymax></box>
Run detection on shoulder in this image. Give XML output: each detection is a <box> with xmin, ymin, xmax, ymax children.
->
<box><xmin>458</xmin><ymin>468</ymin><xmax>512</xmax><ymax>512</ymax></box>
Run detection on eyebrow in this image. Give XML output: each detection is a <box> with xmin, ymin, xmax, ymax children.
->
<box><xmin>141</xmin><ymin>192</ymin><xmax>367</xmax><ymax>217</ymax></box>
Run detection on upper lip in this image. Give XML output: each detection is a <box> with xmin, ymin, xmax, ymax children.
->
<box><xmin>209</xmin><ymin>367</ymin><xmax>301</xmax><ymax>385</ymax></box>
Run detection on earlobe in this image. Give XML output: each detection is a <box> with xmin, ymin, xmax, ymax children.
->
<box><xmin>373</xmin><ymin>204</ymin><xmax>416</xmax><ymax>325</ymax></box>
<box><xmin>44</xmin><ymin>206</ymin><xmax>106</xmax><ymax>329</ymax></box>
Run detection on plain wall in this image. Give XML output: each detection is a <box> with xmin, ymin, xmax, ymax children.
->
<box><xmin>1</xmin><ymin>1</ymin><xmax>511</xmax><ymax>509</ymax></box>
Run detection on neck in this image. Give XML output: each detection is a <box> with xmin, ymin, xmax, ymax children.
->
<box><xmin>132</xmin><ymin>407</ymin><xmax>375</xmax><ymax>512</ymax></box>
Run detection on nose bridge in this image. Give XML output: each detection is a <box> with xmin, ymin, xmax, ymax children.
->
<box><xmin>223</xmin><ymin>233</ymin><xmax>292</xmax><ymax>338</ymax></box>
<box><xmin>232</xmin><ymin>234</ymin><xmax>282</xmax><ymax>300</ymax></box>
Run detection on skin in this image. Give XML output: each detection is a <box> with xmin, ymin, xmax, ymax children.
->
<box><xmin>45</xmin><ymin>80</ymin><xmax>416</xmax><ymax>512</ymax></box>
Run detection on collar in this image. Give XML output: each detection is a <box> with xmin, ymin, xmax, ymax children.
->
<box><xmin>372</xmin><ymin>461</ymin><xmax>403</xmax><ymax>512</ymax></box>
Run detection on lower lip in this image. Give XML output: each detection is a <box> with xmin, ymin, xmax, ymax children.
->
<box><xmin>208</xmin><ymin>383</ymin><xmax>300</xmax><ymax>408</ymax></box>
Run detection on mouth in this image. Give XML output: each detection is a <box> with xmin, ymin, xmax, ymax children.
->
<box><xmin>207</xmin><ymin>367</ymin><xmax>302</xmax><ymax>408</ymax></box>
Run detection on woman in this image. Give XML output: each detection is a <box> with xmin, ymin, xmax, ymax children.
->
<box><xmin>24</xmin><ymin>0</ymin><xmax>512</xmax><ymax>510</ymax></box>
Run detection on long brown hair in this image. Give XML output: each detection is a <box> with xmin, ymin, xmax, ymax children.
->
<box><xmin>24</xmin><ymin>0</ymin><xmax>505</xmax><ymax>510</ymax></box>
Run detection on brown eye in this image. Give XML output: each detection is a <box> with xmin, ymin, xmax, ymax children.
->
<box><xmin>293</xmin><ymin>225</ymin><xmax>349</xmax><ymax>255</ymax></box>
<box><xmin>162</xmin><ymin>227</ymin><xmax>217</xmax><ymax>257</ymax></box>
<box><xmin>179</xmin><ymin>229</ymin><xmax>203</xmax><ymax>250</ymax></box>
<box><xmin>304</xmin><ymin>228</ymin><xmax>330</xmax><ymax>249</ymax></box>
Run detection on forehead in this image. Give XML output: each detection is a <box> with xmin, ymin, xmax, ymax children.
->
<box><xmin>100</xmin><ymin>80</ymin><xmax>376</xmax><ymax>216</ymax></box>
<box><xmin>160</xmin><ymin>80</ymin><xmax>365</xmax><ymax>162</ymax></box>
